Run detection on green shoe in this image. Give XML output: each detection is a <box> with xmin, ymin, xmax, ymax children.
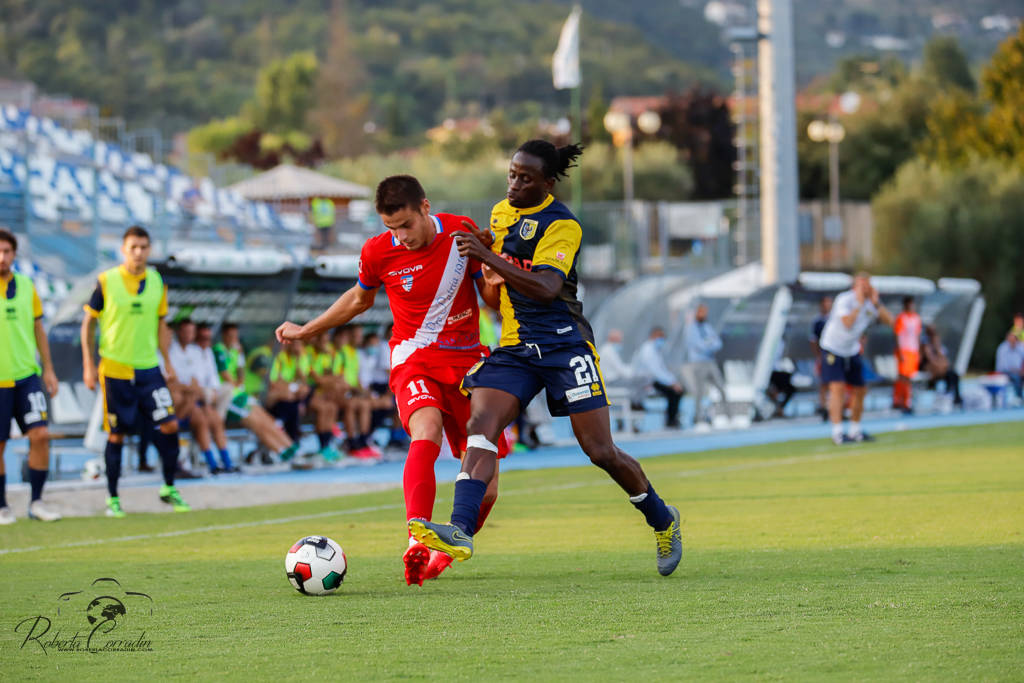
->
<box><xmin>279</xmin><ymin>443</ymin><xmax>299</xmax><ymax>462</ymax></box>
<box><xmin>654</xmin><ymin>506</ymin><xmax>683</xmax><ymax>576</ymax></box>
<box><xmin>408</xmin><ymin>518</ymin><xmax>473</xmax><ymax>562</ymax></box>
<box><xmin>159</xmin><ymin>485</ymin><xmax>191</xmax><ymax>512</ymax></box>
<box><xmin>319</xmin><ymin>445</ymin><xmax>341</xmax><ymax>463</ymax></box>
<box><xmin>106</xmin><ymin>497</ymin><xmax>126</xmax><ymax>518</ymax></box>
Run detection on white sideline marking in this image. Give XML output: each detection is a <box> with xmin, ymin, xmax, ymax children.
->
<box><xmin>0</xmin><ymin>433</ymin><xmax>984</xmax><ymax>556</ymax></box>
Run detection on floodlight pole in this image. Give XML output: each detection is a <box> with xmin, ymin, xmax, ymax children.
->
<box><xmin>757</xmin><ymin>0</ymin><xmax>800</xmax><ymax>285</ymax></box>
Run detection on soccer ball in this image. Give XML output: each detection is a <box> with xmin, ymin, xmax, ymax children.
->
<box><xmin>285</xmin><ymin>536</ymin><xmax>347</xmax><ymax>595</ymax></box>
<box><xmin>81</xmin><ymin>458</ymin><xmax>105</xmax><ymax>481</ymax></box>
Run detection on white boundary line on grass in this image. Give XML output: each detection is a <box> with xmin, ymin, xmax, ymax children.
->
<box><xmin>0</xmin><ymin>432</ymin><xmax>985</xmax><ymax>556</ymax></box>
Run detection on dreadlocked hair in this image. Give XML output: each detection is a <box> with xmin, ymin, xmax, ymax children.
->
<box><xmin>516</xmin><ymin>139</ymin><xmax>584</xmax><ymax>181</ymax></box>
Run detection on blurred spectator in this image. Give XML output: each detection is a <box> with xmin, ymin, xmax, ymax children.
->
<box><xmin>310</xmin><ymin>197</ymin><xmax>336</xmax><ymax>251</ymax></box>
<box><xmin>766</xmin><ymin>332</ymin><xmax>795</xmax><ymax>418</ymax></box>
<box><xmin>995</xmin><ymin>332</ymin><xmax>1024</xmax><ymax>400</ymax></box>
<box><xmin>244</xmin><ymin>338</ymin><xmax>273</xmax><ymax>397</ymax></box>
<box><xmin>195</xmin><ymin>323</ymin><xmax>237</xmax><ymax>472</ymax></box>
<box><xmin>892</xmin><ymin>296</ymin><xmax>922</xmax><ymax>414</ymax></box>
<box><xmin>598</xmin><ymin>329</ymin><xmax>632</xmax><ymax>384</ymax></box>
<box><xmin>1012</xmin><ymin>313</ymin><xmax>1024</xmax><ymax>343</ymax></box>
<box><xmin>680</xmin><ymin>304</ymin><xmax>726</xmax><ymax>427</ymax></box>
<box><xmin>922</xmin><ymin>325</ymin><xmax>962</xmax><ymax>408</ymax></box>
<box><xmin>213</xmin><ymin>323</ymin><xmax>246</xmax><ymax>388</ymax></box>
<box><xmin>267</xmin><ymin>342</ymin><xmax>310</xmax><ymax>444</ymax></box>
<box><xmin>632</xmin><ymin>327</ymin><xmax>683</xmax><ymax>429</ymax></box>
<box><xmin>809</xmin><ymin>296</ymin><xmax>833</xmax><ymax>420</ymax></box>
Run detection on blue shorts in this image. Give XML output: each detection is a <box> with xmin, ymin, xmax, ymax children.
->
<box><xmin>821</xmin><ymin>351</ymin><xmax>865</xmax><ymax>387</ymax></box>
<box><xmin>102</xmin><ymin>366</ymin><xmax>176</xmax><ymax>435</ymax></box>
<box><xmin>0</xmin><ymin>374</ymin><xmax>48</xmax><ymax>441</ymax></box>
<box><xmin>461</xmin><ymin>342</ymin><xmax>610</xmax><ymax>417</ymax></box>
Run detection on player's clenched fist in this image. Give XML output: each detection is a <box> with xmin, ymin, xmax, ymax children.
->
<box><xmin>276</xmin><ymin>321</ymin><xmax>304</xmax><ymax>344</ymax></box>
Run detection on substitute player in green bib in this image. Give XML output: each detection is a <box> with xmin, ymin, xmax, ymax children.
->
<box><xmin>81</xmin><ymin>225</ymin><xmax>190</xmax><ymax>517</ymax></box>
<box><xmin>0</xmin><ymin>229</ymin><xmax>61</xmax><ymax>523</ymax></box>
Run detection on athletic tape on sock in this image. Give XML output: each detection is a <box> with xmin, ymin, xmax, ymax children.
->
<box><xmin>629</xmin><ymin>492</ymin><xmax>648</xmax><ymax>503</ymax></box>
<box><xmin>455</xmin><ymin>472</ymin><xmax>471</xmax><ymax>482</ymax></box>
<box><xmin>466</xmin><ymin>434</ymin><xmax>498</xmax><ymax>454</ymax></box>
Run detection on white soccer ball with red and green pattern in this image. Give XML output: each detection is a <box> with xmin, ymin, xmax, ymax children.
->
<box><xmin>285</xmin><ymin>536</ymin><xmax>347</xmax><ymax>595</ymax></box>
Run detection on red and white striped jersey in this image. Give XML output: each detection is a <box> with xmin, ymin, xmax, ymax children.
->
<box><xmin>357</xmin><ymin>213</ymin><xmax>485</xmax><ymax>368</ymax></box>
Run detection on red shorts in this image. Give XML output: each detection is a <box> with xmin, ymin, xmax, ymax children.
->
<box><xmin>389</xmin><ymin>352</ymin><xmax>508</xmax><ymax>459</ymax></box>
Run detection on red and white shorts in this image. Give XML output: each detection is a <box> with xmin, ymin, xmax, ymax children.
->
<box><xmin>389</xmin><ymin>352</ymin><xmax>508</xmax><ymax>459</ymax></box>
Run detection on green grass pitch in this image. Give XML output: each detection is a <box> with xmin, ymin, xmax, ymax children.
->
<box><xmin>2</xmin><ymin>422</ymin><xmax>1022</xmax><ymax>680</ymax></box>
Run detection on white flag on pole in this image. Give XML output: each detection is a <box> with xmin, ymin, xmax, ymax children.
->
<box><xmin>552</xmin><ymin>5</ymin><xmax>581</xmax><ymax>90</ymax></box>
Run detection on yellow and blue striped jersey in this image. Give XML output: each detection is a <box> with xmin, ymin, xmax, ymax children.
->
<box><xmin>488</xmin><ymin>194</ymin><xmax>593</xmax><ymax>347</ymax></box>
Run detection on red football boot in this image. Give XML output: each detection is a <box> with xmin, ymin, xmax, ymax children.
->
<box><xmin>422</xmin><ymin>550</ymin><xmax>454</xmax><ymax>581</ymax></box>
<box><xmin>403</xmin><ymin>542</ymin><xmax>431</xmax><ymax>586</ymax></box>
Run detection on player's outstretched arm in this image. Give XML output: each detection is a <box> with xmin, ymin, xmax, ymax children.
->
<box><xmin>455</xmin><ymin>232</ymin><xmax>562</xmax><ymax>304</ymax></box>
<box><xmin>276</xmin><ymin>284</ymin><xmax>377</xmax><ymax>343</ymax></box>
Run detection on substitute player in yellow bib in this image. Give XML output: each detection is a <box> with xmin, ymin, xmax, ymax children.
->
<box><xmin>0</xmin><ymin>229</ymin><xmax>61</xmax><ymax>523</ymax></box>
<box><xmin>81</xmin><ymin>226</ymin><xmax>190</xmax><ymax>517</ymax></box>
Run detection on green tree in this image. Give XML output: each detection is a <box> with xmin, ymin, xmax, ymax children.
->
<box><xmin>309</xmin><ymin>0</ymin><xmax>370</xmax><ymax>158</ymax></box>
<box><xmin>872</xmin><ymin>158</ymin><xmax>1024</xmax><ymax>367</ymax></box>
<box><xmin>922</xmin><ymin>24</ymin><xmax>1024</xmax><ymax>168</ymax></box>
<box><xmin>246</xmin><ymin>51</ymin><xmax>318</xmax><ymax>134</ymax></box>
<box><xmin>921</xmin><ymin>36</ymin><xmax>975</xmax><ymax>93</ymax></box>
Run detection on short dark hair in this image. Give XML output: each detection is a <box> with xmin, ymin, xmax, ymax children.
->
<box><xmin>0</xmin><ymin>228</ymin><xmax>17</xmax><ymax>252</ymax></box>
<box><xmin>174</xmin><ymin>317</ymin><xmax>193</xmax><ymax>328</ymax></box>
<box><xmin>221</xmin><ymin>322</ymin><xmax>238</xmax><ymax>333</ymax></box>
<box><xmin>123</xmin><ymin>225</ymin><xmax>150</xmax><ymax>243</ymax></box>
<box><xmin>516</xmin><ymin>139</ymin><xmax>584</xmax><ymax>181</ymax></box>
<box><xmin>375</xmin><ymin>175</ymin><xmax>426</xmax><ymax>215</ymax></box>
<box><xmin>196</xmin><ymin>322</ymin><xmax>212</xmax><ymax>332</ymax></box>
<box><xmin>903</xmin><ymin>295</ymin><xmax>914</xmax><ymax>308</ymax></box>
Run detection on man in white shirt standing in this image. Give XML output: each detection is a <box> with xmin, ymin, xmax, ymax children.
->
<box><xmin>819</xmin><ymin>272</ymin><xmax>894</xmax><ymax>444</ymax></box>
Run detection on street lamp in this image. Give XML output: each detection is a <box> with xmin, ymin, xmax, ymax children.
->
<box><xmin>806</xmin><ymin>118</ymin><xmax>845</xmax><ymax>219</ymax></box>
<box><xmin>603</xmin><ymin>109</ymin><xmax>661</xmax><ymax>207</ymax></box>
<box><xmin>604</xmin><ymin>109</ymin><xmax>661</xmax><ymax>271</ymax></box>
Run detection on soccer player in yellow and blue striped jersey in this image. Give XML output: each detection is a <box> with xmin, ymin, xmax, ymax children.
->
<box><xmin>81</xmin><ymin>225</ymin><xmax>190</xmax><ymax>517</ymax></box>
<box><xmin>0</xmin><ymin>229</ymin><xmax>62</xmax><ymax>523</ymax></box>
<box><xmin>409</xmin><ymin>140</ymin><xmax>683</xmax><ymax>576</ymax></box>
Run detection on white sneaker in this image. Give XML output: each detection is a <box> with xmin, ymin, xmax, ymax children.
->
<box><xmin>28</xmin><ymin>500</ymin><xmax>62</xmax><ymax>522</ymax></box>
<box><xmin>0</xmin><ymin>506</ymin><xmax>16</xmax><ymax>525</ymax></box>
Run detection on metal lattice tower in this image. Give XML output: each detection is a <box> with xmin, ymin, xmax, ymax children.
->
<box><xmin>728</xmin><ymin>28</ymin><xmax>760</xmax><ymax>267</ymax></box>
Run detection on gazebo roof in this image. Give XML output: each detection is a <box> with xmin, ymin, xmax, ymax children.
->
<box><xmin>227</xmin><ymin>163</ymin><xmax>370</xmax><ymax>201</ymax></box>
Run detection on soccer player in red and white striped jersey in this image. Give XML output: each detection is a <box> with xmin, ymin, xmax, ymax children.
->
<box><xmin>276</xmin><ymin>175</ymin><xmax>506</xmax><ymax>586</ymax></box>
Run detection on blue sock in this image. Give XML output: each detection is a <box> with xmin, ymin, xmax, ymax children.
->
<box><xmin>202</xmin><ymin>449</ymin><xmax>219</xmax><ymax>471</ymax></box>
<box><xmin>630</xmin><ymin>484</ymin><xmax>674</xmax><ymax>531</ymax></box>
<box><xmin>152</xmin><ymin>431</ymin><xmax>179</xmax><ymax>487</ymax></box>
<box><xmin>218</xmin><ymin>448</ymin><xmax>233</xmax><ymax>470</ymax></box>
<box><xmin>0</xmin><ymin>473</ymin><xmax>6</xmax><ymax>507</ymax></box>
<box><xmin>318</xmin><ymin>432</ymin><xmax>331</xmax><ymax>450</ymax></box>
<box><xmin>105</xmin><ymin>441</ymin><xmax>123</xmax><ymax>497</ymax></box>
<box><xmin>450</xmin><ymin>478</ymin><xmax>487</xmax><ymax>536</ymax></box>
<box><xmin>29</xmin><ymin>467</ymin><xmax>48</xmax><ymax>502</ymax></box>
